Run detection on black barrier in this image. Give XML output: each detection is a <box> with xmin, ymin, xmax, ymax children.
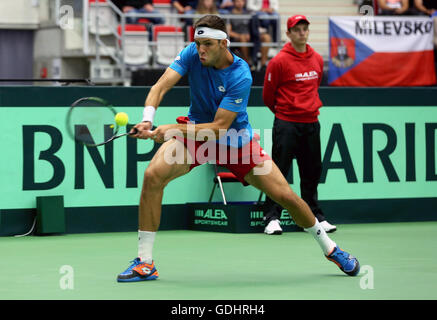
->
<box><xmin>1</xmin><ymin>86</ymin><xmax>437</xmax><ymax>107</ymax></box>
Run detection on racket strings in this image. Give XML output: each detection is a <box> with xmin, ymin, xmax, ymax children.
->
<box><xmin>66</xmin><ymin>97</ymin><xmax>119</xmax><ymax>147</ymax></box>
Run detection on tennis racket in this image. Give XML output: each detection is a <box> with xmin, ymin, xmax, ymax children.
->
<box><xmin>66</xmin><ymin>97</ymin><xmax>141</xmax><ymax>147</ymax></box>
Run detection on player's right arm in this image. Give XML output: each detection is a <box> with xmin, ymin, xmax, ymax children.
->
<box><xmin>145</xmin><ymin>67</ymin><xmax>182</xmax><ymax>109</ymax></box>
<box><xmin>132</xmin><ymin>67</ymin><xmax>182</xmax><ymax>139</ymax></box>
<box><xmin>133</xmin><ymin>42</ymin><xmax>195</xmax><ymax>139</ymax></box>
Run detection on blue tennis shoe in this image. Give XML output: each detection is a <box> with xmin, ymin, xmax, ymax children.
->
<box><xmin>117</xmin><ymin>258</ymin><xmax>159</xmax><ymax>282</ymax></box>
<box><xmin>326</xmin><ymin>246</ymin><xmax>360</xmax><ymax>276</ymax></box>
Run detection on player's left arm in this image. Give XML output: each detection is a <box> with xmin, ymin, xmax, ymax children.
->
<box><xmin>149</xmin><ymin>108</ymin><xmax>237</xmax><ymax>143</ymax></box>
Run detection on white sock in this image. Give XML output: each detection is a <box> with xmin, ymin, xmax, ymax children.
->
<box><xmin>138</xmin><ymin>230</ymin><xmax>156</xmax><ymax>264</ymax></box>
<box><xmin>305</xmin><ymin>219</ymin><xmax>336</xmax><ymax>255</ymax></box>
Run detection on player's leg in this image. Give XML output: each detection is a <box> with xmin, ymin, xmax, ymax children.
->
<box><xmin>246</xmin><ymin>160</ymin><xmax>316</xmax><ymax>228</ymax></box>
<box><xmin>117</xmin><ymin>138</ymin><xmax>192</xmax><ymax>282</ymax></box>
<box><xmin>244</xmin><ymin>161</ymin><xmax>360</xmax><ymax>276</ymax></box>
<box><xmin>138</xmin><ymin>138</ymin><xmax>192</xmax><ymax>232</ymax></box>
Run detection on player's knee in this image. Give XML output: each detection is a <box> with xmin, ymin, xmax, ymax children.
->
<box><xmin>143</xmin><ymin>167</ymin><xmax>166</xmax><ymax>190</ymax></box>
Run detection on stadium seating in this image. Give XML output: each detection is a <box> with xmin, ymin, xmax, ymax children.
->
<box><xmin>117</xmin><ymin>24</ymin><xmax>151</xmax><ymax>66</ymax></box>
<box><xmin>88</xmin><ymin>0</ymin><xmax>117</xmax><ymax>35</ymax></box>
<box><xmin>153</xmin><ymin>25</ymin><xmax>184</xmax><ymax>66</ymax></box>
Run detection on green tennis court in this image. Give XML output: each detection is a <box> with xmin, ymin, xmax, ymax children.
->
<box><xmin>1</xmin><ymin>221</ymin><xmax>436</xmax><ymax>300</ymax></box>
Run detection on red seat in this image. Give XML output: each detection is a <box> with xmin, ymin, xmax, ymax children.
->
<box><xmin>116</xmin><ymin>24</ymin><xmax>148</xmax><ymax>46</ymax></box>
<box><xmin>215</xmin><ymin>172</ymin><xmax>238</xmax><ymax>182</ymax></box>
<box><xmin>117</xmin><ymin>24</ymin><xmax>151</xmax><ymax>65</ymax></box>
<box><xmin>138</xmin><ymin>18</ymin><xmax>151</xmax><ymax>24</ymax></box>
<box><xmin>117</xmin><ymin>24</ymin><xmax>147</xmax><ymax>34</ymax></box>
<box><xmin>153</xmin><ymin>25</ymin><xmax>184</xmax><ymax>66</ymax></box>
<box><xmin>153</xmin><ymin>25</ymin><xmax>183</xmax><ymax>40</ymax></box>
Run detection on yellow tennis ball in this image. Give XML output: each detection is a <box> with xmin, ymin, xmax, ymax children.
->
<box><xmin>115</xmin><ymin>112</ymin><xmax>129</xmax><ymax>126</ymax></box>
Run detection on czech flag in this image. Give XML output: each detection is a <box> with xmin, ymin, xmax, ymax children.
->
<box><xmin>328</xmin><ymin>16</ymin><xmax>436</xmax><ymax>87</ymax></box>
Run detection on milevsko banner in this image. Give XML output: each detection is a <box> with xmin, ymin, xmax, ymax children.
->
<box><xmin>328</xmin><ymin>16</ymin><xmax>436</xmax><ymax>87</ymax></box>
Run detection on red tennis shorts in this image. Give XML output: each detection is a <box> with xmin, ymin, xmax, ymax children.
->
<box><xmin>174</xmin><ymin>135</ymin><xmax>271</xmax><ymax>185</ymax></box>
<box><xmin>173</xmin><ymin>116</ymin><xmax>271</xmax><ymax>185</ymax></box>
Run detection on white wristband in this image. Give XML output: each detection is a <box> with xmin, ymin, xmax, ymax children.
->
<box><xmin>142</xmin><ymin>106</ymin><xmax>156</xmax><ymax>125</ymax></box>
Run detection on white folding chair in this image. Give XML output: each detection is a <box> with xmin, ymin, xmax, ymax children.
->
<box><xmin>154</xmin><ymin>31</ymin><xmax>185</xmax><ymax>66</ymax></box>
<box><xmin>119</xmin><ymin>25</ymin><xmax>151</xmax><ymax>66</ymax></box>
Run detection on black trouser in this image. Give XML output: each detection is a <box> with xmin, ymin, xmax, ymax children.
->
<box><xmin>263</xmin><ymin>118</ymin><xmax>326</xmax><ymax>223</ymax></box>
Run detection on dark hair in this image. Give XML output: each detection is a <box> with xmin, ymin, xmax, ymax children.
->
<box><xmin>193</xmin><ymin>14</ymin><xmax>228</xmax><ymax>36</ymax></box>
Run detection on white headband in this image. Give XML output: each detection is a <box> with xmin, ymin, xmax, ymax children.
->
<box><xmin>194</xmin><ymin>26</ymin><xmax>230</xmax><ymax>47</ymax></box>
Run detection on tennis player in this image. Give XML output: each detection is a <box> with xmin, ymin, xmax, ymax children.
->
<box><xmin>116</xmin><ymin>15</ymin><xmax>359</xmax><ymax>282</ymax></box>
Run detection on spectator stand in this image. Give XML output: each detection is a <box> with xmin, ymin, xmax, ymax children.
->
<box><xmin>85</xmin><ymin>0</ymin><xmax>282</xmax><ymax>85</ymax></box>
<box><xmin>85</xmin><ymin>0</ymin><xmax>127</xmax><ymax>84</ymax></box>
<box><xmin>84</xmin><ymin>0</ymin><xmax>363</xmax><ymax>86</ymax></box>
<box><xmin>30</xmin><ymin>0</ymin><xmax>363</xmax><ymax>86</ymax></box>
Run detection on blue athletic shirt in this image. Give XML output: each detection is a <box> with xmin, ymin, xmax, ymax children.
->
<box><xmin>169</xmin><ymin>42</ymin><xmax>253</xmax><ymax>148</ymax></box>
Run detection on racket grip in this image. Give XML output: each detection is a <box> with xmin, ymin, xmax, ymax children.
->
<box><xmin>129</xmin><ymin>128</ymin><xmax>153</xmax><ymax>135</ymax></box>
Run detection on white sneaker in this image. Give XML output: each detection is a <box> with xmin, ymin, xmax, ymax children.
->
<box><xmin>303</xmin><ymin>220</ymin><xmax>337</xmax><ymax>233</ymax></box>
<box><xmin>319</xmin><ymin>220</ymin><xmax>337</xmax><ymax>233</ymax></box>
<box><xmin>264</xmin><ymin>219</ymin><xmax>283</xmax><ymax>235</ymax></box>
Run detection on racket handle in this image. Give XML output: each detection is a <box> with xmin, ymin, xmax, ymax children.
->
<box><xmin>128</xmin><ymin>128</ymin><xmax>153</xmax><ymax>135</ymax></box>
<box><xmin>129</xmin><ymin>127</ymin><xmax>139</xmax><ymax>135</ymax></box>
